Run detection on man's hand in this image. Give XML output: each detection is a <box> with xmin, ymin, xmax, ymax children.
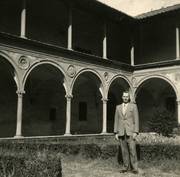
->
<box><xmin>133</xmin><ymin>132</ymin><xmax>138</xmax><ymax>140</ymax></box>
<box><xmin>115</xmin><ymin>134</ymin><xmax>119</xmax><ymax>141</ymax></box>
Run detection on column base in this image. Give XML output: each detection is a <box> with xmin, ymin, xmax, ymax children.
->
<box><xmin>20</xmin><ymin>36</ymin><xmax>27</xmax><ymax>39</ymax></box>
<box><xmin>14</xmin><ymin>135</ymin><xmax>24</xmax><ymax>139</ymax></box>
<box><xmin>64</xmin><ymin>133</ymin><xmax>72</xmax><ymax>136</ymax></box>
<box><xmin>68</xmin><ymin>47</ymin><xmax>73</xmax><ymax>51</ymax></box>
<box><xmin>101</xmin><ymin>132</ymin><xmax>108</xmax><ymax>135</ymax></box>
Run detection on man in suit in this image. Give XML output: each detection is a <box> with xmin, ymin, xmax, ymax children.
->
<box><xmin>114</xmin><ymin>90</ymin><xmax>139</xmax><ymax>174</ymax></box>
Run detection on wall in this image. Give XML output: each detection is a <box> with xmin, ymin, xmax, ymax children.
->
<box><xmin>135</xmin><ymin>14</ymin><xmax>177</xmax><ymax>64</ymax></box>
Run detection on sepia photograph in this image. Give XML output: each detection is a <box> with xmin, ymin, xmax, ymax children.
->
<box><xmin>0</xmin><ymin>0</ymin><xmax>180</xmax><ymax>176</ymax></box>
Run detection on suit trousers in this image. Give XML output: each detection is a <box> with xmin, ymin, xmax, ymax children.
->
<box><xmin>119</xmin><ymin>134</ymin><xmax>138</xmax><ymax>171</ymax></box>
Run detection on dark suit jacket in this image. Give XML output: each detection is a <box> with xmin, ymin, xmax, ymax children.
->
<box><xmin>114</xmin><ymin>102</ymin><xmax>139</xmax><ymax>136</ymax></box>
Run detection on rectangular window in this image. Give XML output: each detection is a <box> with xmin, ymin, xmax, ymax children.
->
<box><xmin>166</xmin><ymin>97</ymin><xmax>175</xmax><ymax>112</ymax></box>
<box><xmin>79</xmin><ymin>102</ymin><xmax>87</xmax><ymax>121</ymax></box>
<box><xmin>49</xmin><ymin>107</ymin><xmax>57</xmax><ymax>121</ymax></box>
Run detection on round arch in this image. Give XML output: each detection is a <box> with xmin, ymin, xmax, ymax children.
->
<box><xmin>0</xmin><ymin>51</ymin><xmax>20</xmax><ymax>90</ymax></box>
<box><xmin>71</xmin><ymin>68</ymin><xmax>105</xmax><ymax>97</ymax></box>
<box><xmin>107</xmin><ymin>75</ymin><xmax>132</xmax><ymax>100</ymax></box>
<box><xmin>71</xmin><ymin>69</ymin><xmax>104</xmax><ymax>134</ymax></box>
<box><xmin>106</xmin><ymin>74</ymin><xmax>132</xmax><ymax>133</ymax></box>
<box><xmin>22</xmin><ymin>61</ymin><xmax>68</xmax><ymax>136</ymax></box>
<box><xmin>135</xmin><ymin>75</ymin><xmax>177</xmax><ymax>133</ymax></box>
<box><xmin>107</xmin><ymin>75</ymin><xmax>132</xmax><ymax>92</ymax></box>
<box><xmin>0</xmin><ymin>51</ymin><xmax>20</xmax><ymax>137</ymax></box>
<box><xmin>22</xmin><ymin>60</ymin><xmax>68</xmax><ymax>94</ymax></box>
<box><xmin>135</xmin><ymin>75</ymin><xmax>178</xmax><ymax>99</ymax></box>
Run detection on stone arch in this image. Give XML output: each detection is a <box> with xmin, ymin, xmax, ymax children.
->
<box><xmin>135</xmin><ymin>75</ymin><xmax>178</xmax><ymax>99</ymax></box>
<box><xmin>71</xmin><ymin>69</ymin><xmax>104</xmax><ymax>134</ymax></box>
<box><xmin>70</xmin><ymin>68</ymin><xmax>105</xmax><ymax>98</ymax></box>
<box><xmin>106</xmin><ymin>74</ymin><xmax>132</xmax><ymax>133</ymax></box>
<box><xmin>0</xmin><ymin>51</ymin><xmax>20</xmax><ymax>137</ymax></box>
<box><xmin>106</xmin><ymin>74</ymin><xmax>132</xmax><ymax>99</ymax></box>
<box><xmin>0</xmin><ymin>51</ymin><xmax>20</xmax><ymax>90</ymax></box>
<box><xmin>135</xmin><ymin>75</ymin><xmax>177</xmax><ymax>132</ymax></box>
<box><xmin>22</xmin><ymin>60</ymin><xmax>68</xmax><ymax>94</ymax></box>
<box><xmin>22</xmin><ymin>61</ymin><xmax>68</xmax><ymax>136</ymax></box>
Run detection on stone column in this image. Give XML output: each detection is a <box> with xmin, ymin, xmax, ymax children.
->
<box><xmin>15</xmin><ymin>90</ymin><xmax>25</xmax><ymax>138</ymax></box>
<box><xmin>21</xmin><ymin>0</ymin><xmax>26</xmax><ymax>38</ymax></box>
<box><xmin>68</xmin><ymin>5</ymin><xmax>72</xmax><ymax>50</ymax></box>
<box><xmin>176</xmin><ymin>26</ymin><xmax>180</xmax><ymax>59</ymax></box>
<box><xmin>101</xmin><ymin>98</ymin><xmax>108</xmax><ymax>134</ymax></box>
<box><xmin>177</xmin><ymin>100</ymin><xmax>180</xmax><ymax>125</ymax></box>
<box><xmin>131</xmin><ymin>44</ymin><xmax>135</xmax><ymax>66</ymax></box>
<box><xmin>64</xmin><ymin>95</ymin><xmax>72</xmax><ymax>135</ymax></box>
<box><xmin>103</xmin><ymin>22</ymin><xmax>107</xmax><ymax>59</ymax></box>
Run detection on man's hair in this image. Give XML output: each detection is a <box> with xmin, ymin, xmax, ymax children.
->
<box><xmin>122</xmin><ymin>90</ymin><xmax>130</xmax><ymax>95</ymax></box>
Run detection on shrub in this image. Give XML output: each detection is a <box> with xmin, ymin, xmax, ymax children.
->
<box><xmin>81</xmin><ymin>144</ymin><xmax>101</xmax><ymax>159</ymax></box>
<box><xmin>172</xmin><ymin>126</ymin><xmax>180</xmax><ymax>136</ymax></box>
<box><xmin>0</xmin><ymin>134</ymin><xmax>180</xmax><ymax>174</ymax></box>
<box><xmin>101</xmin><ymin>145</ymin><xmax>117</xmax><ymax>159</ymax></box>
<box><xmin>23</xmin><ymin>152</ymin><xmax>62</xmax><ymax>177</ymax></box>
<box><xmin>0</xmin><ymin>150</ymin><xmax>62</xmax><ymax>177</ymax></box>
<box><xmin>148</xmin><ymin>109</ymin><xmax>176</xmax><ymax>137</ymax></box>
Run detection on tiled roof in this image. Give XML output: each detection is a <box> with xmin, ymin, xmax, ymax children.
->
<box><xmin>73</xmin><ymin>0</ymin><xmax>135</xmax><ymax>22</ymax></box>
<box><xmin>136</xmin><ymin>4</ymin><xmax>180</xmax><ymax>19</ymax></box>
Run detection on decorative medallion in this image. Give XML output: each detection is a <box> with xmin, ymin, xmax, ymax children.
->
<box><xmin>67</xmin><ymin>65</ymin><xmax>76</xmax><ymax>78</ymax></box>
<box><xmin>18</xmin><ymin>56</ymin><xmax>30</xmax><ymax>70</ymax></box>
<box><xmin>104</xmin><ymin>72</ymin><xmax>109</xmax><ymax>81</ymax></box>
<box><xmin>132</xmin><ymin>77</ymin><xmax>137</xmax><ymax>87</ymax></box>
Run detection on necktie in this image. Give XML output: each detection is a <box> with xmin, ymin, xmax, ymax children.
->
<box><xmin>123</xmin><ymin>103</ymin><xmax>126</xmax><ymax>115</ymax></box>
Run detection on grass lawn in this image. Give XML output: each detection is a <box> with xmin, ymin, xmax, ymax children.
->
<box><xmin>61</xmin><ymin>155</ymin><xmax>180</xmax><ymax>177</ymax></box>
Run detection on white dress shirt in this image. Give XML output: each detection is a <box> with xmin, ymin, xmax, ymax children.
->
<box><xmin>122</xmin><ymin>103</ymin><xmax>128</xmax><ymax>115</ymax></box>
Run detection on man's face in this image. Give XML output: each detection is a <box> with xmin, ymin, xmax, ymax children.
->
<box><xmin>122</xmin><ymin>92</ymin><xmax>130</xmax><ymax>103</ymax></box>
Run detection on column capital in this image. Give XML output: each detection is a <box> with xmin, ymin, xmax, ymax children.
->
<box><xmin>65</xmin><ymin>94</ymin><xmax>73</xmax><ymax>99</ymax></box>
<box><xmin>16</xmin><ymin>90</ymin><xmax>25</xmax><ymax>95</ymax></box>
<box><xmin>101</xmin><ymin>98</ymin><xmax>108</xmax><ymax>102</ymax></box>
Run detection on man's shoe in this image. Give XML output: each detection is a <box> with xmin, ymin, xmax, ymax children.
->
<box><xmin>119</xmin><ymin>169</ymin><xmax>128</xmax><ymax>173</ymax></box>
<box><xmin>131</xmin><ymin>170</ymin><xmax>138</xmax><ymax>174</ymax></box>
